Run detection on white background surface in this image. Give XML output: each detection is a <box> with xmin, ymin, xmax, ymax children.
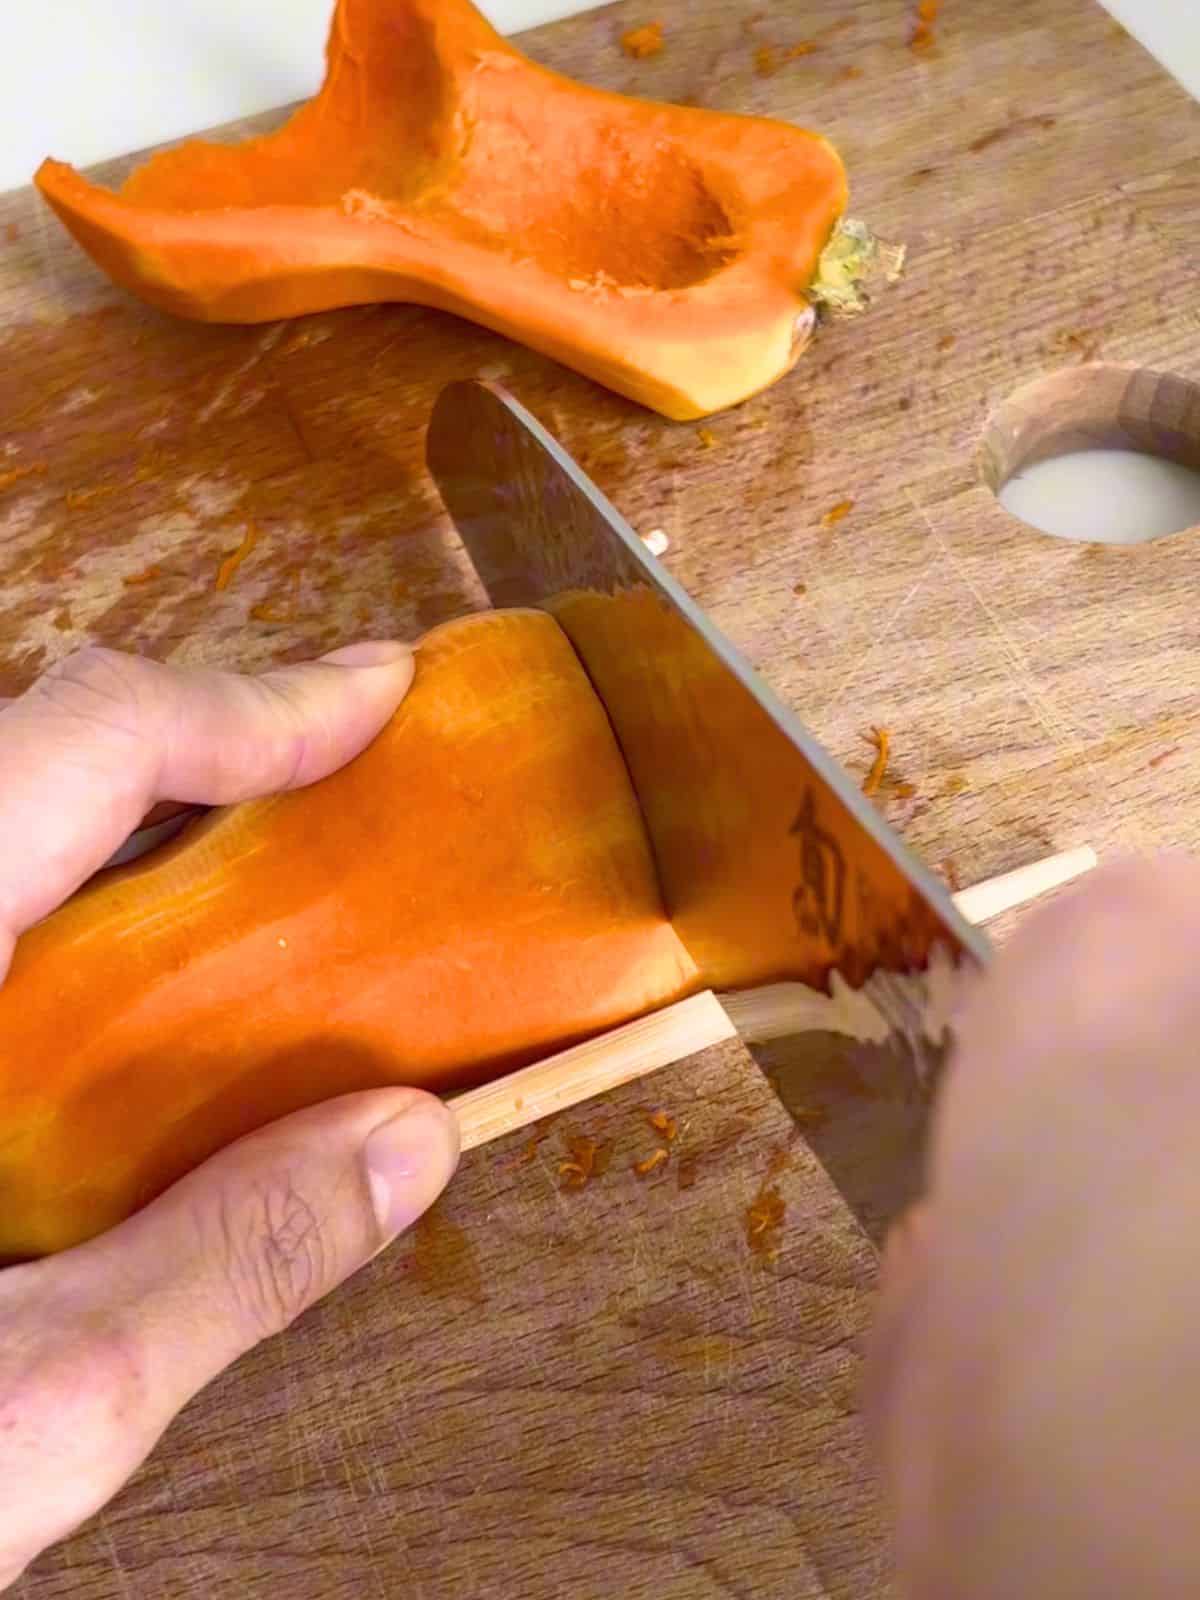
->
<box><xmin>1</xmin><ymin>0</ymin><xmax>1197</xmax><ymax>195</ymax></box>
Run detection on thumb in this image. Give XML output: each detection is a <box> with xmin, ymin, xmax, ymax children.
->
<box><xmin>1</xmin><ymin>1088</ymin><xmax>458</xmax><ymax>1587</ymax></box>
<box><xmin>1</xmin><ymin>1089</ymin><xmax>457</xmax><ymax>1586</ymax></box>
<box><xmin>91</xmin><ymin>1088</ymin><xmax>460</xmax><ymax>1401</ymax></box>
<box><xmin>0</xmin><ymin>638</ymin><xmax>415</xmax><ymax>961</ymax></box>
<box><xmin>67</xmin><ymin>1086</ymin><xmax>458</xmax><ymax>1430</ymax></box>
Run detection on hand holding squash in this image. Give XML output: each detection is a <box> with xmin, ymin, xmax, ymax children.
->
<box><xmin>0</xmin><ymin>643</ymin><xmax>459</xmax><ymax>1590</ymax></box>
<box><xmin>0</xmin><ymin>612</ymin><xmax>696</xmax><ymax>1260</ymax></box>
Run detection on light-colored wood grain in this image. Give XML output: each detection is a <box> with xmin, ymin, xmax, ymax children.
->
<box><xmin>452</xmin><ymin>993</ymin><xmax>738</xmax><ymax>1151</ymax></box>
<box><xmin>4</xmin><ymin>0</ymin><xmax>1200</xmax><ymax>1595</ymax></box>
<box><xmin>952</xmin><ymin>845</ymin><xmax>1099</xmax><ymax>925</ymax></box>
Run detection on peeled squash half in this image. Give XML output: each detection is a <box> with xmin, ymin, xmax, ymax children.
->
<box><xmin>0</xmin><ymin>612</ymin><xmax>701</xmax><ymax>1260</ymax></box>
<box><xmin>35</xmin><ymin>0</ymin><xmax>852</xmax><ymax>419</ymax></box>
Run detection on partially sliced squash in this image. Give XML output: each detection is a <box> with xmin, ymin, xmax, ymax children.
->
<box><xmin>0</xmin><ymin>611</ymin><xmax>699</xmax><ymax>1259</ymax></box>
<box><xmin>552</xmin><ymin>586</ymin><xmax>953</xmax><ymax>994</ymax></box>
<box><xmin>35</xmin><ymin>0</ymin><xmax>849</xmax><ymax>419</ymax></box>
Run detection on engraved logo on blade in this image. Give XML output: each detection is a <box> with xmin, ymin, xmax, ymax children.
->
<box><xmin>790</xmin><ymin>790</ymin><xmax>846</xmax><ymax>947</ymax></box>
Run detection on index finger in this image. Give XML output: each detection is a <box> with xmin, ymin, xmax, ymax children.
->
<box><xmin>0</xmin><ymin>641</ymin><xmax>413</xmax><ymax>976</ymax></box>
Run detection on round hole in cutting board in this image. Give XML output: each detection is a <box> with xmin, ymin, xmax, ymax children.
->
<box><xmin>982</xmin><ymin>364</ymin><xmax>1200</xmax><ymax>544</ymax></box>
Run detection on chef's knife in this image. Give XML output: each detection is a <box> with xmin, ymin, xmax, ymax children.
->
<box><xmin>428</xmin><ymin>379</ymin><xmax>990</xmax><ymax>1244</ymax></box>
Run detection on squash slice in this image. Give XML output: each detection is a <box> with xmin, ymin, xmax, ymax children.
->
<box><xmin>36</xmin><ymin>0</ymin><xmax>849</xmax><ymax>419</ymax></box>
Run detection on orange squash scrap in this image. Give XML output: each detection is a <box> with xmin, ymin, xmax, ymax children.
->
<box><xmin>821</xmin><ymin>497</ymin><xmax>855</xmax><ymax>528</ymax></box>
<box><xmin>122</xmin><ymin>565</ymin><xmax>162</xmax><ymax>587</ymax></box>
<box><xmin>0</xmin><ymin>610</ymin><xmax>699</xmax><ymax>1258</ymax></box>
<box><xmin>863</xmin><ymin>727</ymin><xmax>892</xmax><ymax>797</ymax></box>
<box><xmin>756</xmin><ymin>41</ymin><xmax>818</xmax><ymax>76</ymax></box>
<box><xmin>911</xmin><ymin>0</ymin><xmax>940</xmax><ymax>51</ymax></box>
<box><xmin>250</xmin><ymin>569</ymin><xmax>303</xmax><ymax>624</ymax></box>
<box><xmin>35</xmin><ymin>0</ymin><xmax>852</xmax><ymax>421</ymax></box>
<box><xmin>633</xmin><ymin>1109</ymin><xmax>676</xmax><ymax>1178</ymax></box>
<box><xmin>214</xmin><ymin>521</ymin><xmax>261</xmax><ymax>592</ymax></box>
<box><xmin>647</xmin><ymin>1109</ymin><xmax>678</xmax><ymax>1142</ymax></box>
<box><xmin>559</xmin><ymin>1135</ymin><xmax>614</xmax><ymax>1191</ymax></box>
<box><xmin>621</xmin><ymin>21</ymin><xmax>665</xmax><ymax>59</ymax></box>
<box><xmin>503</xmin><ymin>1118</ymin><xmax>557</xmax><ymax>1172</ymax></box>
<box><xmin>633</xmin><ymin>1149</ymin><xmax>670</xmax><ymax>1178</ymax></box>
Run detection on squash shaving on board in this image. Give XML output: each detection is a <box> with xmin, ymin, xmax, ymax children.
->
<box><xmin>755</xmin><ymin>41</ymin><xmax>818</xmax><ymax>77</ymax></box>
<box><xmin>647</xmin><ymin>1109</ymin><xmax>678</xmax><ymax>1142</ymax></box>
<box><xmin>634</xmin><ymin>1148</ymin><xmax>670</xmax><ymax>1178</ymax></box>
<box><xmin>863</xmin><ymin>727</ymin><xmax>892</xmax><ymax>796</ymax></box>
<box><xmin>122</xmin><ymin>565</ymin><xmax>161</xmax><ymax>587</ymax></box>
<box><xmin>911</xmin><ymin>0</ymin><xmax>940</xmax><ymax>52</ymax></box>
<box><xmin>821</xmin><ymin>498</ymin><xmax>854</xmax><ymax>528</ymax></box>
<box><xmin>215</xmin><ymin>522</ymin><xmax>261</xmax><ymax>592</ymax></box>
<box><xmin>621</xmin><ymin>21</ymin><xmax>665</xmax><ymax>59</ymax></box>
<box><xmin>558</xmin><ymin>1135</ymin><xmax>614</xmax><ymax>1191</ymax></box>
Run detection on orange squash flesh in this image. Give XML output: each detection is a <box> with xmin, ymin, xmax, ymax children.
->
<box><xmin>34</xmin><ymin>0</ymin><xmax>848</xmax><ymax>420</ymax></box>
<box><xmin>0</xmin><ymin>611</ymin><xmax>699</xmax><ymax>1260</ymax></box>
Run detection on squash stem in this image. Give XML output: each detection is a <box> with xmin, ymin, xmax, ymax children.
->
<box><xmin>809</xmin><ymin>218</ymin><xmax>907</xmax><ymax>318</ymax></box>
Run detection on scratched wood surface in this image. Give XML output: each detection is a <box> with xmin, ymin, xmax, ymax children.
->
<box><xmin>4</xmin><ymin>0</ymin><xmax>1200</xmax><ymax>1594</ymax></box>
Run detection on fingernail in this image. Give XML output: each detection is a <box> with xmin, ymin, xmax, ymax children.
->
<box><xmin>321</xmin><ymin>640</ymin><xmax>413</xmax><ymax>669</ymax></box>
<box><xmin>364</xmin><ymin>1097</ymin><xmax>460</xmax><ymax>1242</ymax></box>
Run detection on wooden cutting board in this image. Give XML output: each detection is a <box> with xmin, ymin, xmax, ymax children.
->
<box><xmin>4</xmin><ymin>1</ymin><xmax>1200</xmax><ymax>1594</ymax></box>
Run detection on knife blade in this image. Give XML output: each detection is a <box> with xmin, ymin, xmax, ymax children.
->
<box><xmin>427</xmin><ymin>379</ymin><xmax>990</xmax><ymax>1243</ymax></box>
